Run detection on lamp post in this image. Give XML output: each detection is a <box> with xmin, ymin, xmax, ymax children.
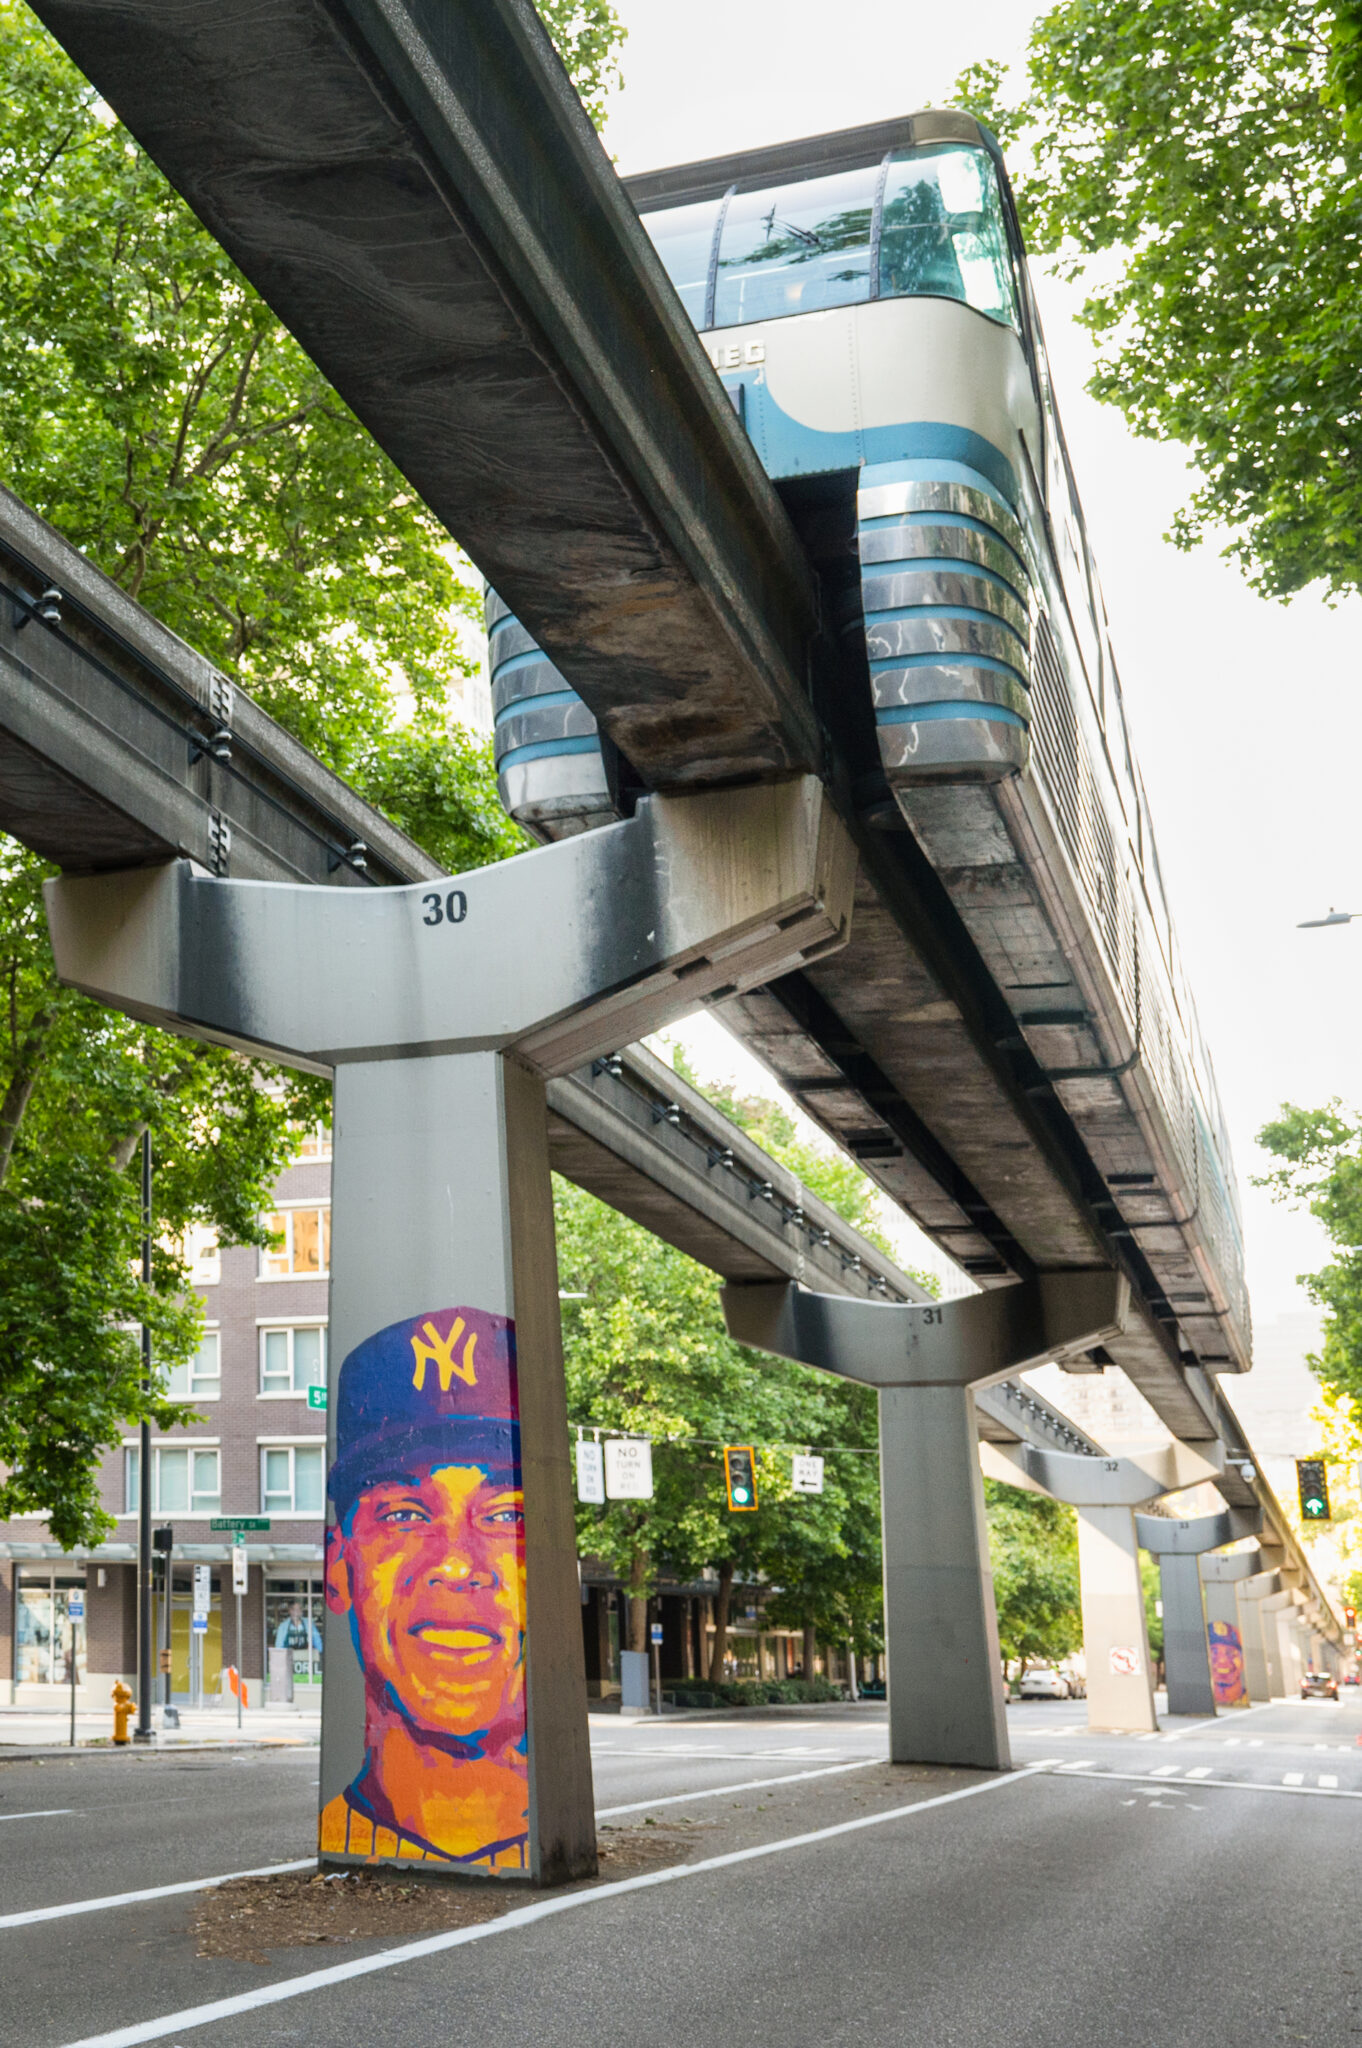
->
<box><xmin>1298</xmin><ymin>908</ymin><xmax>1360</xmax><ymax>928</ymax></box>
<box><xmin>133</xmin><ymin>1130</ymin><xmax>154</xmax><ymax>1743</ymax></box>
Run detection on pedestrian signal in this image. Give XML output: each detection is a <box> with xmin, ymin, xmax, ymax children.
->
<box><xmin>1296</xmin><ymin>1458</ymin><xmax>1331</xmax><ymax>1522</ymax></box>
<box><xmin>723</xmin><ymin>1445</ymin><xmax>758</xmax><ymax>1512</ymax></box>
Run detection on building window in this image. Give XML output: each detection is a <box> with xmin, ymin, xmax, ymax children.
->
<box><xmin>164</xmin><ymin>1331</ymin><xmax>220</xmax><ymax>1400</ymax></box>
<box><xmin>259</xmin><ymin>1324</ymin><xmax>326</xmax><ymax>1397</ymax></box>
<box><xmin>261</xmin><ymin>1443</ymin><xmax>326</xmax><ymax>1516</ymax></box>
<box><xmin>125</xmin><ymin>1444</ymin><xmax>221</xmax><ymax>1515</ymax></box>
<box><xmin>260</xmin><ymin>1205</ymin><xmax>330</xmax><ymax>1279</ymax></box>
<box><xmin>295</xmin><ymin>1122</ymin><xmax>332</xmax><ymax>1161</ymax></box>
<box><xmin>179</xmin><ymin>1225</ymin><xmax>221</xmax><ymax>1286</ymax></box>
<box><xmin>266</xmin><ymin>1575</ymin><xmax>324</xmax><ymax>1687</ymax></box>
<box><xmin>13</xmin><ymin>1568</ymin><xmax>87</xmax><ymax>1686</ymax></box>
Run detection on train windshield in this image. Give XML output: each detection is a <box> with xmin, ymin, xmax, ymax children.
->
<box><xmin>712</xmin><ymin>168</ymin><xmax>875</xmax><ymax>327</ymax></box>
<box><xmin>645</xmin><ymin>195</ymin><xmax>722</xmax><ymax>325</ymax></box>
<box><xmin>640</xmin><ymin>141</ymin><xmax>1017</xmax><ymax>332</ymax></box>
<box><xmin>879</xmin><ymin>145</ymin><xmax>1017</xmax><ymax>327</ymax></box>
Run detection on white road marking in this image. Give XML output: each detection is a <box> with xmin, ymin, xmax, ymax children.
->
<box><xmin>1282</xmin><ymin>1772</ymin><xmax>1304</xmax><ymax>1786</ymax></box>
<box><xmin>55</xmin><ymin>1769</ymin><xmax>1049</xmax><ymax>2048</ymax></box>
<box><xmin>597</xmin><ymin>1759</ymin><xmax>878</xmax><ymax>1816</ymax></box>
<box><xmin>1221</xmin><ymin>1739</ymin><xmax>1241</xmax><ymax>1748</ymax></box>
<box><xmin>1136</xmin><ymin>1733</ymin><xmax>1160</xmax><ymax>1742</ymax></box>
<box><xmin>1319</xmin><ymin>1775</ymin><xmax>1339</xmax><ymax>1789</ymax></box>
<box><xmin>1248</xmin><ymin>1740</ymin><xmax>1263</xmax><ymax>1748</ymax></box>
<box><xmin>1044</xmin><ymin>1767</ymin><xmax>1362</xmax><ymax>1802</ymax></box>
<box><xmin>0</xmin><ymin>1860</ymin><xmax>315</xmax><ymax>1931</ymax></box>
<box><xmin>1149</xmin><ymin>1765</ymin><xmax>1181</xmax><ymax>1778</ymax></box>
<box><xmin>1186</xmin><ymin>1767</ymin><xmax>1213</xmax><ymax>1779</ymax></box>
<box><xmin>0</xmin><ymin>1809</ymin><xmax>76</xmax><ymax>1822</ymax></box>
<box><xmin>1058</xmin><ymin>1761</ymin><xmax>1094</xmax><ymax>1771</ymax></box>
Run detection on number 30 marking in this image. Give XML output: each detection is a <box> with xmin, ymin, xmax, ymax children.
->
<box><xmin>422</xmin><ymin>890</ymin><xmax>468</xmax><ymax>927</ymax></box>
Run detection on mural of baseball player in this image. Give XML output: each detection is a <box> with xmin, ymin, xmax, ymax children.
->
<box><xmin>319</xmin><ymin>1306</ymin><xmax>528</xmax><ymax>1870</ymax></box>
<box><xmin>1207</xmin><ymin>1619</ymin><xmax>1249</xmax><ymax>1709</ymax></box>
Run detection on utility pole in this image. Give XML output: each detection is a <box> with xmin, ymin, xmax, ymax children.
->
<box><xmin>133</xmin><ymin>1129</ymin><xmax>154</xmax><ymax>1743</ymax></box>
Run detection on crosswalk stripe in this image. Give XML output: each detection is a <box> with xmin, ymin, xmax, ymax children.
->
<box><xmin>1319</xmin><ymin>1775</ymin><xmax>1339</xmax><ymax>1789</ymax></box>
<box><xmin>1149</xmin><ymin>1765</ymin><xmax>1181</xmax><ymax>1778</ymax></box>
<box><xmin>1282</xmin><ymin>1772</ymin><xmax>1304</xmax><ymax>1786</ymax></box>
<box><xmin>1186</xmin><ymin>1767</ymin><xmax>1213</xmax><ymax>1779</ymax></box>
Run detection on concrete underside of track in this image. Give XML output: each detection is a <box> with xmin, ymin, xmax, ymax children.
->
<box><xmin>17</xmin><ymin>0</ymin><xmax>1255</xmax><ymax>1465</ymax></box>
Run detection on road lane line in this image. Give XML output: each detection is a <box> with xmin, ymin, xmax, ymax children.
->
<box><xmin>1149</xmin><ymin>1766</ymin><xmax>1181</xmax><ymax>1777</ymax></box>
<box><xmin>0</xmin><ymin>1860</ymin><xmax>315</xmax><ymax>1931</ymax></box>
<box><xmin>1320</xmin><ymin>1775</ymin><xmax>1339</xmax><ymax>1788</ymax></box>
<box><xmin>1282</xmin><ymin>1772</ymin><xmax>1304</xmax><ymax>1785</ymax></box>
<box><xmin>55</xmin><ymin>1769</ymin><xmax>1049</xmax><ymax>2048</ymax></box>
<box><xmin>1042</xmin><ymin>1767</ymin><xmax>1362</xmax><ymax>1802</ymax></box>
<box><xmin>0</xmin><ymin>1809</ymin><xmax>76</xmax><ymax>1822</ymax></box>
<box><xmin>1186</xmin><ymin>1768</ymin><xmax>1213</xmax><ymax>1779</ymax></box>
<box><xmin>596</xmin><ymin>1759</ymin><xmax>878</xmax><ymax>1816</ymax></box>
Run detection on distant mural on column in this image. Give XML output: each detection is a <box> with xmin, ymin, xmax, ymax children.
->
<box><xmin>320</xmin><ymin>1308</ymin><xmax>528</xmax><ymax>1868</ymax></box>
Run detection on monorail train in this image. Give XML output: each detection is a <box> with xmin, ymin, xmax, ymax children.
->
<box><xmin>487</xmin><ymin>110</ymin><xmax>1250</xmax><ymax>1374</ymax></box>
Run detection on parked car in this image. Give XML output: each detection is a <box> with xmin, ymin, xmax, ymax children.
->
<box><xmin>1019</xmin><ymin>1667</ymin><xmax>1072</xmax><ymax>1700</ymax></box>
<box><xmin>1301</xmin><ymin>1672</ymin><xmax>1339</xmax><ymax>1700</ymax></box>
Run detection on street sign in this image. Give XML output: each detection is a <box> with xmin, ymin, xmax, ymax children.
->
<box><xmin>232</xmin><ymin>1545</ymin><xmax>248</xmax><ymax>1595</ymax></box>
<box><xmin>67</xmin><ymin>1596</ymin><xmax>84</xmax><ymax>1620</ymax></box>
<box><xmin>193</xmin><ymin>1563</ymin><xmax>212</xmax><ymax>1616</ymax></box>
<box><xmin>650</xmin><ymin>1622</ymin><xmax>663</xmax><ymax>1646</ymax></box>
<box><xmin>210</xmin><ymin>1517</ymin><xmax>270</xmax><ymax>1531</ymax></box>
<box><xmin>604</xmin><ymin>1437</ymin><xmax>653</xmax><ymax>1500</ymax></box>
<box><xmin>723</xmin><ymin>1445</ymin><xmax>758</xmax><ymax>1512</ymax></box>
<box><xmin>307</xmin><ymin>1383</ymin><xmax>328</xmax><ymax>1411</ymax></box>
<box><xmin>191</xmin><ymin>1614</ymin><xmax>208</xmax><ymax>1634</ymax></box>
<box><xmin>576</xmin><ymin>1438</ymin><xmax>605</xmax><ymax>1504</ymax></box>
<box><xmin>791</xmin><ymin>1453</ymin><xmax>824</xmax><ymax>1495</ymax></box>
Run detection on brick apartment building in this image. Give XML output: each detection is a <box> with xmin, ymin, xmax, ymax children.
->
<box><xmin>0</xmin><ymin>1132</ymin><xmax>334</xmax><ymax>1710</ymax></box>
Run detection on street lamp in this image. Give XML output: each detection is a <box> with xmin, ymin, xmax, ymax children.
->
<box><xmin>1298</xmin><ymin>908</ymin><xmax>1360</xmax><ymax>928</ymax></box>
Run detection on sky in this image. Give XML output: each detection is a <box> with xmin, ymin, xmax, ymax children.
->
<box><xmin>602</xmin><ymin>0</ymin><xmax>1362</xmax><ymax>1412</ymax></box>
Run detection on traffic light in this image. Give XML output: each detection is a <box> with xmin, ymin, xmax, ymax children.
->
<box><xmin>723</xmin><ymin>1445</ymin><xmax>759</xmax><ymax>1512</ymax></box>
<box><xmin>1296</xmin><ymin>1459</ymin><xmax>1331</xmax><ymax>1522</ymax></box>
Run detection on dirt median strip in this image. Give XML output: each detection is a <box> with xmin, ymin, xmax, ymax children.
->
<box><xmin>194</xmin><ymin>1824</ymin><xmax>707</xmax><ymax>1965</ymax></box>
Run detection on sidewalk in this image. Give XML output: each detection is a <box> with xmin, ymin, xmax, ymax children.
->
<box><xmin>0</xmin><ymin>1698</ymin><xmax>321</xmax><ymax>1751</ymax></box>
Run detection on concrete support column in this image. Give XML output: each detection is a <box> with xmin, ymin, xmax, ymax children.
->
<box><xmin>723</xmin><ymin>1271</ymin><xmax>1130</xmax><ymax>1772</ymax></box>
<box><xmin>987</xmin><ymin>1441</ymin><xmax>1225</xmax><ymax>1735</ymax></box>
<box><xmin>1261</xmin><ymin>1592</ymin><xmax>1295</xmax><ymax>1697</ymax></box>
<box><xmin>879</xmin><ymin>1383</ymin><xmax>1008</xmax><ymax>1770</ymax></box>
<box><xmin>1200</xmin><ymin>1550</ymin><xmax>1261</xmax><ymax>1710</ymax></box>
<box><xmin>1233</xmin><ymin>1572</ymin><xmax>1279</xmax><ymax>1702</ymax></box>
<box><xmin>1075</xmin><ymin>1506</ymin><xmax>1158</xmax><ymax>1733</ymax></box>
<box><xmin>46</xmin><ymin>778</ymin><xmax>856</xmax><ymax>1882</ymax></box>
<box><xmin>1135</xmin><ymin>1509</ymin><xmax>1261</xmax><ymax>1717</ymax></box>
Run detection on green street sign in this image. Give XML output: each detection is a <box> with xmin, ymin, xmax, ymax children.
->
<box><xmin>307</xmin><ymin>1384</ymin><xmax>328</xmax><ymax>1411</ymax></box>
<box><xmin>209</xmin><ymin>1516</ymin><xmax>271</xmax><ymax>1532</ymax></box>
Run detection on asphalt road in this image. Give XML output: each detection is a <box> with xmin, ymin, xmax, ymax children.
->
<box><xmin>2</xmin><ymin>1695</ymin><xmax>1358</xmax><ymax>2048</ymax></box>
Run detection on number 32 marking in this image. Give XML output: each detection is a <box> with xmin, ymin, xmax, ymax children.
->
<box><xmin>422</xmin><ymin>890</ymin><xmax>468</xmax><ymax>927</ymax></box>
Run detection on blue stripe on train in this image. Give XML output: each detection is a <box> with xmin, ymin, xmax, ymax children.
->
<box><xmin>875</xmin><ymin>702</ymin><xmax>1027</xmax><ymax>730</ymax></box>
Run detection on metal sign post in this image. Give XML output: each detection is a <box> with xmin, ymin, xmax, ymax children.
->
<box><xmin>649</xmin><ymin>1620</ymin><xmax>663</xmax><ymax>1716</ymax></box>
<box><xmin>232</xmin><ymin>1536</ymin><xmax>248</xmax><ymax>1729</ymax></box>
<box><xmin>67</xmin><ymin>1592</ymin><xmax>84</xmax><ymax>1747</ymax></box>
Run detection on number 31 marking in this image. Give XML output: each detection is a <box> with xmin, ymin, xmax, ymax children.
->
<box><xmin>422</xmin><ymin>890</ymin><xmax>468</xmax><ymax>927</ymax></box>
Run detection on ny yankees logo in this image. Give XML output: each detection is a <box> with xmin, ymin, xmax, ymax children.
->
<box><xmin>410</xmin><ymin>1315</ymin><xmax>479</xmax><ymax>1392</ymax></box>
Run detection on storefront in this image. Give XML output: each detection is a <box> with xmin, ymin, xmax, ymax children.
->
<box><xmin>13</xmin><ymin>1565</ymin><xmax>86</xmax><ymax>1688</ymax></box>
<box><xmin>265</xmin><ymin>1574</ymin><xmax>324</xmax><ymax>1689</ymax></box>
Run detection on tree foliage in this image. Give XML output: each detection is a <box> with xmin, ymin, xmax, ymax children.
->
<box><xmin>555</xmin><ymin>1178</ymin><xmax>883</xmax><ymax>1669</ymax></box>
<box><xmin>963</xmin><ymin>2</ymin><xmax>1362</xmax><ymax>602</ymax></box>
<box><xmin>0</xmin><ymin>0</ymin><xmax>620</xmax><ymax>1539</ymax></box>
<box><xmin>983</xmin><ymin>1478</ymin><xmax>1082</xmax><ymax>1673</ymax></box>
<box><xmin>1254</xmin><ymin>1101</ymin><xmax>1362</xmax><ymax>1407</ymax></box>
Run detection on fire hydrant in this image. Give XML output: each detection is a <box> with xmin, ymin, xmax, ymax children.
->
<box><xmin>111</xmin><ymin>1681</ymin><xmax>134</xmax><ymax>1745</ymax></box>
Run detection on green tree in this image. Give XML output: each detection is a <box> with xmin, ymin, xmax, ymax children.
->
<box><xmin>984</xmin><ymin>1478</ymin><xmax>1083</xmax><ymax>1677</ymax></box>
<box><xmin>0</xmin><ymin>0</ymin><xmax>621</xmax><ymax>1540</ymax></box>
<box><xmin>1254</xmin><ymin>1101</ymin><xmax>1362</xmax><ymax>1406</ymax></box>
<box><xmin>555</xmin><ymin>1177</ymin><xmax>882</xmax><ymax>1675</ymax></box>
<box><xmin>962</xmin><ymin>3</ymin><xmax>1362</xmax><ymax>602</ymax></box>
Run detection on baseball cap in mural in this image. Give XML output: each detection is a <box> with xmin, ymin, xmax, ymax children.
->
<box><xmin>328</xmin><ymin>1307</ymin><xmax>520</xmax><ymax>1519</ymax></box>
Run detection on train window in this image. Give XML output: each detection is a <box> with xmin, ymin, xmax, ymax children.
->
<box><xmin>878</xmin><ymin>145</ymin><xmax>1018</xmax><ymax>328</ymax></box>
<box><xmin>711</xmin><ymin>167</ymin><xmax>875</xmax><ymax>327</ymax></box>
<box><xmin>643</xmin><ymin>195</ymin><xmax>724</xmax><ymax>325</ymax></box>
